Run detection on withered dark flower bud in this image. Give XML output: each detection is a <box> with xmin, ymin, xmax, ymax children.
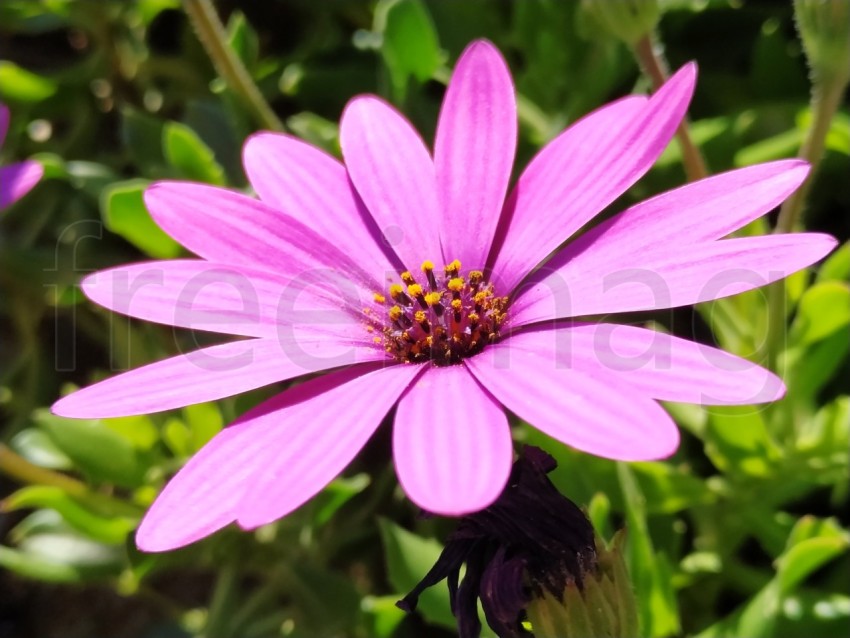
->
<box><xmin>397</xmin><ymin>446</ymin><xmax>598</xmax><ymax>638</ymax></box>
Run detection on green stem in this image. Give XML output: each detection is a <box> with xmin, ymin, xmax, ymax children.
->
<box><xmin>633</xmin><ymin>33</ymin><xmax>709</xmax><ymax>182</ymax></box>
<box><xmin>203</xmin><ymin>562</ymin><xmax>240</xmax><ymax>638</ymax></box>
<box><xmin>182</xmin><ymin>0</ymin><xmax>284</xmax><ymax>132</ymax></box>
<box><xmin>764</xmin><ymin>76</ymin><xmax>848</xmax><ymax>369</ymax></box>
<box><xmin>0</xmin><ymin>444</ymin><xmax>87</xmax><ymax>495</ymax></box>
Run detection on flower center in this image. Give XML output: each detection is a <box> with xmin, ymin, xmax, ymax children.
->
<box><xmin>366</xmin><ymin>259</ymin><xmax>508</xmax><ymax>366</ymax></box>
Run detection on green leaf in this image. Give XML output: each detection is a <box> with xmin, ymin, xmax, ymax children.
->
<box><xmin>120</xmin><ymin>108</ymin><xmax>167</xmax><ymax>175</ymax></box>
<box><xmin>10</xmin><ymin>428</ymin><xmax>72</xmax><ymax>470</ymax></box>
<box><xmin>0</xmin><ymin>60</ymin><xmax>57</xmax><ymax>101</ymax></box>
<box><xmin>36</xmin><ymin>409</ymin><xmax>147</xmax><ymax>488</ymax></box>
<box><xmin>100</xmin><ymin>179</ymin><xmax>181</xmax><ymax>258</ymax></box>
<box><xmin>778</xmin><ymin>517</ymin><xmax>850</xmax><ymax>593</ymax></box>
<box><xmin>182</xmin><ymin>402</ymin><xmax>223</xmax><ymax>452</ymax></box>
<box><xmin>378</xmin><ymin>519</ymin><xmax>457</xmax><ymax>631</ymax></box>
<box><xmin>162</xmin><ymin>121</ymin><xmax>226</xmax><ymax>185</ymax></box>
<box><xmin>0</xmin><ymin>544</ymin><xmax>84</xmax><ymax>583</ymax></box>
<box><xmin>631</xmin><ymin>461</ymin><xmax>715</xmax><ymax>514</ymax></box>
<box><xmin>617</xmin><ymin>463</ymin><xmax>680</xmax><ymax>637</ymax></box>
<box><xmin>3</xmin><ymin>485</ymin><xmax>136</xmax><ymax>545</ymax></box>
<box><xmin>785</xmin><ymin>330</ymin><xmax>850</xmax><ymax>404</ymax></box>
<box><xmin>226</xmin><ymin>10</ymin><xmax>260</xmax><ymax>71</ymax></box>
<box><xmin>103</xmin><ymin>415</ymin><xmax>160</xmax><ymax>451</ymax></box>
<box><xmin>789</xmin><ymin>281</ymin><xmax>850</xmax><ymax>346</ymax></box>
<box><xmin>704</xmin><ymin>405</ymin><xmax>782</xmax><ymax>476</ymax></box>
<box><xmin>375</xmin><ymin>0</ymin><xmax>442</xmax><ymax>99</ymax></box>
<box><xmin>817</xmin><ymin>242</ymin><xmax>850</xmax><ymax>283</ymax></box>
<box><xmin>312</xmin><ymin>474</ymin><xmax>370</xmax><ymax>527</ymax></box>
<box><xmin>285</xmin><ymin>112</ymin><xmax>340</xmax><ymax>155</ymax></box>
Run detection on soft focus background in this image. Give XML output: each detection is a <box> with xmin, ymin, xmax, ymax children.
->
<box><xmin>1</xmin><ymin>1</ymin><xmax>848</xmax><ymax>637</ymax></box>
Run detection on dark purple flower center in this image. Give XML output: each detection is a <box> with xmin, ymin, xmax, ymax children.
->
<box><xmin>366</xmin><ymin>259</ymin><xmax>508</xmax><ymax>366</ymax></box>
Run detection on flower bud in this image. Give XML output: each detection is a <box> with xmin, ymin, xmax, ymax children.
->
<box><xmin>582</xmin><ymin>0</ymin><xmax>661</xmax><ymax>45</ymax></box>
<box><xmin>525</xmin><ymin>530</ymin><xmax>639</xmax><ymax>638</ymax></box>
<box><xmin>397</xmin><ymin>446</ymin><xmax>637</xmax><ymax>638</ymax></box>
<box><xmin>794</xmin><ymin>0</ymin><xmax>850</xmax><ymax>84</ymax></box>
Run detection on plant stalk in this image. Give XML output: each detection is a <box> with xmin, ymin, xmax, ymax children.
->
<box><xmin>0</xmin><ymin>443</ymin><xmax>87</xmax><ymax>495</ymax></box>
<box><xmin>182</xmin><ymin>0</ymin><xmax>284</xmax><ymax>132</ymax></box>
<box><xmin>764</xmin><ymin>74</ymin><xmax>848</xmax><ymax>369</ymax></box>
<box><xmin>633</xmin><ymin>33</ymin><xmax>709</xmax><ymax>182</ymax></box>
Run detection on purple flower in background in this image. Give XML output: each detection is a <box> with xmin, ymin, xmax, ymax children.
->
<box><xmin>0</xmin><ymin>103</ymin><xmax>42</xmax><ymax>210</ymax></box>
<box><xmin>51</xmin><ymin>40</ymin><xmax>835</xmax><ymax>552</ymax></box>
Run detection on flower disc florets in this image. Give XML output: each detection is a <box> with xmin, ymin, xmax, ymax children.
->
<box><xmin>367</xmin><ymin>259</ymin><xmax>509</xmax><ymax>365</ymax></box>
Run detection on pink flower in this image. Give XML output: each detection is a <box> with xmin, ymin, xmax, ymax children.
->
<box><xmin>52</xmin><ymin>41</ymin><xmax>835</xmax><ymax>552</ymax></box>
<box><xmin>0</xmin><ymin>103</ymin><xmax>42</xmax><ymax>210</ymax></box>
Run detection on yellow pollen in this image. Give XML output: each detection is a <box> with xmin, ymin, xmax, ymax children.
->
<box><xmin>447</xmin><ymin>277</ymin><xmax>465</xmax><ymax>292</ymax></box>
<box><xmin>424</xmin><ymin>291</ymin><xmax>442</xmax><ymax>306</ymax></box>
<box><xmin>445</xmin><ymin>259</ymin><xmax>462</xmax><ymax>273</ymax></box>
<box><xmin>374</xmin><ymin>258</ymin><xmax>507</xmax><ymax>365</ymax></box>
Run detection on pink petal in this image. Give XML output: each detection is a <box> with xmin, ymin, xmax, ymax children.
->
<box><xmin>144</xmin><ymin>182</ymin><xmax>383</xmax><ymax>293</ymax></box>
<box><xmin>243</xmin><ymin>132</ymin><xmax>398</xmax><ymax>279</ymax></box>
<box><xmin>467</xmin><ymin>341</ymin><xmax>680</xmax><ymax>461</ymax></box>
<box><xmin>0</xmin><ymin>161</ymin><xmax>43</xmax><ymax>209</ymax></box>
<box><xmin>51</xmin><ymin>338</ymin><xmax>387</xmax><ymax>419</ymax></box>
<box><xmin>236</xmin><ymin>362</ymin><xmax>423</xmax><ymax>529</ymax></box>
<box><xmin>136</xmin><ymin>407</ymin><xmax>273</xmax><ymax>551</ymax></box>
<box><xmin>512</xmin><ymin>233</ymin><xmax>838</xmax><ymax>325</ymax></box>
<box><xmin>434</xmin><ymin>40</ymin><xmax>517</xmax><ymax>270</ymax></box>
<box><xmin>504</xmin><ymin>323</ymin><xmax>785</xmax><ymax>405</ymax></box>
<box><xmin>393</xmin><ymin>364</ymin><xmax>513</xmax><ymax>515</ymax></box>
<box><xmin>490</xmin><ymin>64</ymin><xmax>697</xmax><ymax>294</ymax></box>
<box><xmin>340</xmin><ymin>96</ymin><xmax>442</xmax><ymax>271</ymax></box>
<box><xmin>531</xmin><ymin>160</ymin><xmax>811</xmax><ymax>283</ymax></box>
<box><xmin>81</xmin><ymin>259</ymin><xmax>369</xmax><ymax>340</ymax></box>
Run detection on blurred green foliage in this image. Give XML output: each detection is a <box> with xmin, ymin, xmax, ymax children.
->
<box><xmin>0</xmin><ymin>1</ymin><xmax>848</xmax><ymax>637</ymax></box>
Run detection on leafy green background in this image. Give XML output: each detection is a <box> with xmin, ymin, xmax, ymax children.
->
<box><xmin>0</xmin><ymin>1</ymin><xmax>847</xmax><ymax>637</ymax></box>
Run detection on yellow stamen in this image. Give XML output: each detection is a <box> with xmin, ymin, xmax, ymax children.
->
<box><xmin>474</xmin><ymin>291</ymin><xmax>492</xmax><ymax>305</ymax></box>
<box><xmin>389</xmin><ymin>305</ymin><xmax>402</xmax><ymax>321</ymax></box>
<box><xmin>447</xmin><ymin>277</ymin><xmax>465</xmax><ymax>292</ymax></box>
<box><xmin>424</xmin><ymin>291</ymin><xmax>442</xmax><ymax>306</ymax></box>
<box><xmin>373</xmin><ymin>292</ymin><xmax>386</xmax><ymax>304</ymax></box>
<box><xmin>450</xmin><ymin>299</ymin><xmax>463</xmax><ymax>311</ymax></box>
<box><xmin>408</xmin><ymin>283</ymin><xmax>424</xmax><ymax>297</ymax></box>
<box><xmin>445</xmin><ymin>259</ymin><xmax>462</xmax><ymax>274</ymax></box>
<box><xmin>469</xmin><ymin>270</ymin><xmax>484</xmax><ymax>285</ymax></box>
<box><xmin>414</xmin><ymin>310</ymin><xmax>427</xmax><ymax>323</ymax></box>
<box><xmin>421</xmin><ymin>260</ymin><xmax>434</xmax><ymax>272</ymax></box>
<box><xmin>401</xmin><ymin>271</ymin><xmax>415</xmax><ymax>285</ymax></box>
<box><xmin>389</xmin><ymin>284</ymin><xmax>404</xmax><ymax>298</ymax></box>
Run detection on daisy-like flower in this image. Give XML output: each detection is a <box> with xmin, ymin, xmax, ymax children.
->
<box><xmin>0</xmin><ymin>103</ymin><xmax>43</xmax><ymax>210</ymax></box>
<box><xmin>52</xmin><ymin>41</ymin><xmax>835</xmax><ymax>552</ymax></box>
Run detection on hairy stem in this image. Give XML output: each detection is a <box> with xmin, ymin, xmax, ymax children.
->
<box><xmin>633</xmin><ymin>34</ymin><xmax>709</xmax><ymax>182</ymax></box>
<box><xmin>182</xmin><ymin>0</ymin><xmax>284</xmax><ymax>132</ymax></box>
<box><xmin>764</xmin><ymin>74</ymin><xmax>848</xmax><ymax>369</ymax></box>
